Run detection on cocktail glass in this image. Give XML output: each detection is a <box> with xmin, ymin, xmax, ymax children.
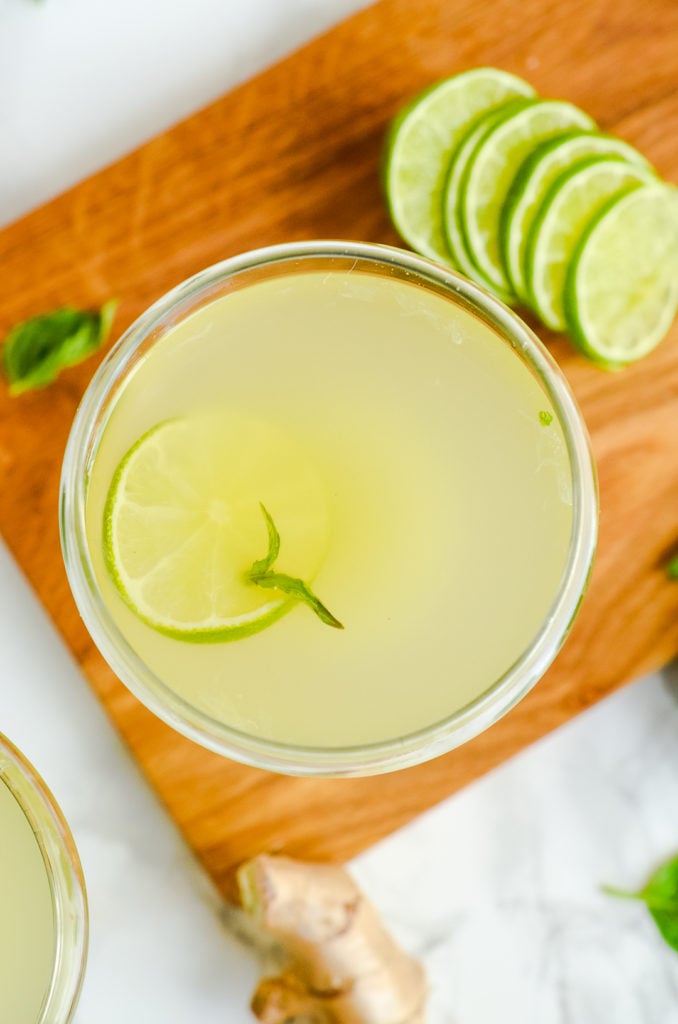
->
<box><xmin>0</xmin><ymin>734</ymin><xmax>88</xmax><ymax>1023</ymax></box>
<box><xmin>60</xmin><ymin>241</ymin><xmax>597</xmax><ymax>776</ymax></box>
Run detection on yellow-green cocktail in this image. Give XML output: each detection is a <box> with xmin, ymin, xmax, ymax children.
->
<box><xmin>61</xmin><ymin>243</ymin><xmax>597</xmax><ymax>774</ymax></box>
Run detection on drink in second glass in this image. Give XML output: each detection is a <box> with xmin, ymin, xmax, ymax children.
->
<box><xmin>0</xmin><ymin>735</ymin><xmax>87</xmax><ymax>1023</ymax></box>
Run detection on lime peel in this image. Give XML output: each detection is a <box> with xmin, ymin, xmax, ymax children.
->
<box><xmin>564</xmin><ymin>184</ymin><xmax>678</xmax><ymax>366</ymax></box>
<box><xmin>459</xmin><ymin>99</ymin><xmax>596</xmax><ymax>293</ymax></box>
<box><xmin>525</xmin><ymin>156</ymin><xmax>655</xmax><ymax>332</ymax></box>
<box><xmin>103</xmin><ymin>412</ymin><xmax>330</xmax><ymax>642</ymax></box>
<box><xmin>500</xmin><ymin>130</ymin><xmax>653</xmax><ymax>301</ymax></box>
<box><xmin>384</xmin><ymin>68</ymin><xmax>535</xmax><ymax>263</ymax></box>
<box><xmin>442</xmin><ymin>99</ymin><xmax>532</xmax><ymax>303</ymax></box>
<box><xmin>246</xmin><ymin>504</ymin><xmax>343</xmax><ymax>630</ymax></box>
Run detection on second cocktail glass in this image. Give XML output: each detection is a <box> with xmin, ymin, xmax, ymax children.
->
<box><xmin>0</xmin><ymin>735</ymin><xmax>88</xmax><ymax>1023</ymax></box>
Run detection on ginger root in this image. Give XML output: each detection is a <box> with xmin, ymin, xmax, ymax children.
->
<box><xmin>236</xmin><ymin>854</ymin><xmax>427</xmax><ymax>1024</ymax></box>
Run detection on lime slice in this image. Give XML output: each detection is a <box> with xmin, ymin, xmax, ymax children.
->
<box><xmin>565</xmin><ymin>184</ymin><xmax>678</xmax><ymax>367</ymax></box>
<box><xmin>104</xmin><ymin>411</ymin><xmax>330</xmax><ymax>641</ymax></box>
<box><xmin>501</xmin><ymin>130</ymin><xmax>653</xmax><ymax>301</ymax></box>
<box><xmin>459</xmin><ymin>99</ymin><xmax>595</xmax><ymax>292</ymax></box>
<box><xmin>526</xmin><ymin>155</ymin><xmax>654</xmax><ymax>331</ymax></box>
<box><xmin>384</xmin><ymin>68</ymin><xmax>535</xmax><ymax>263</ymax></box>
<box><xmin>442</xmin><ymin>100</ymin><xmax>531</xmax><ymax>303</ymax></box>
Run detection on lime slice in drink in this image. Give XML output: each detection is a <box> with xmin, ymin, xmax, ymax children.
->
<box><xmin>103</xmin><ymin>411</ymin><xmax>330</xmax><ymax>641</ymax></box>
<box><xmin>459</xmin><ymin>99</ymin><xmax>595</xmax><ymax>292</ymax></box>
<box><xmin>442</xmin><ymin>100</ymin><xmax>532</xmax><ymax>303</ymax></box>
<box><xmin>501</xmin><ymin>130</ymin><xmax>653</xmax><ymax>301</ymax></box>
<box><xmin>384</xmin><ymin>68</ymin><xmax>535</xmax><ymax>263</ymax></box>
<box><xmin>565</xmin><ymin>183</ymin><xmax>678</xmax><ymax>367</ymax></box>
<box><xmin>526</xmin><ymin>155</ymin><xmax>655</xmax><ymax>331</ymax></box>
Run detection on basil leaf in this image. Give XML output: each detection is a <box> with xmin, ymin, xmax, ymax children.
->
<box><xmin>604</xmin><ymin>854</ymin><xmax>678</xmax><ymax>953</ymax></box>
<box><xmin>640</xmin><ymin>860</ymin><xmax>678</xmax><ymax>951</ymax></box>
<box><xmin>249</xmin><ymin>570</ymin><xmax>344</xmax><ymax>629</ymax></box>
<box><xmin>246</xmin><ymin>503</ymin><xmax>343</xmax><ymax>630</ymax></box>
<box><xmin>667</xmin><ymin>556</ymin><xmax>678</xmax><ymax>581</ymax></box>
<box><xmin>248</xmin><ymin>502</ymin><xmax>281</xmax><ymax>576</ymax></box>
<box><xmin>3</xmin><ymin>300</ymin><xmax>117</xmax><ymax>395</ymax></box>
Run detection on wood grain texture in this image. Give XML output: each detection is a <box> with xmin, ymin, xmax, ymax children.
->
<box><xmin>1</xmin><ymin>0</ymin><xmax>678</xmax><ymax>895</ymax></box>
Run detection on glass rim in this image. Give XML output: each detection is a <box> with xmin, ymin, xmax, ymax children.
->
<box><xmin>0</xmin><ymin>734</ymin><xmax>88</xmax><ymax>1023</ymax></box>
<box><xmin>60</xmin><ymin>240</ymin><xmax>598</xmax><ymax>776</ymax></box>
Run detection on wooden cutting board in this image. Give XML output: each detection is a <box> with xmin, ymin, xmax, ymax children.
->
<box><xmin>1</xmin><ymin>0</ymin><xmax>678</xmax><ymax>897</ymax></box>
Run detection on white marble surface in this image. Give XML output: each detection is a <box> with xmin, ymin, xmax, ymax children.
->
<box><xmin>1</xmin><ymin>1</ymin><xmax>678</xmax><ymax>1021</ymax></box>
<box><xmin>354</xmin><ymin>671</ymin><xmax>678</xmax><ymax>1023</ymax></box>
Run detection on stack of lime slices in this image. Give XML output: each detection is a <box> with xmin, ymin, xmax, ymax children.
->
<box><xmin>384</xmin><ymin>67</ymin><xmax>678</xmax><ymax>368</ymax></box>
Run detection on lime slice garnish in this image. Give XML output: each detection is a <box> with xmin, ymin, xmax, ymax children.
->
<box><xmin>526</xmin><ymin>155</ymin><xmax>655</xmax><ymax>331</ymax></box>
<box><xmin>459</xmin><ymin>99</ymin><xmax>595</xmax><ymax>292</ymax></box>
<box><xmin>103</xmin><ymin>411</ymin><xmax>330</xmax><ymax>641</ymax></box>
<box><xmin>565</xmin><ymin>184</ymin><xmax>678</xmax><ymax>366</ymax></box>
<box><xmin>383</xmin><ymin>68</ymin><xmax>535</xmax><ymax>263</ymax></box>
<box><xmin>501</xmin><ymin>130</ymin><xmax>653</xmax><ymax>301</ymax></box>
<box><xmin>442</xmin><ymin>100</ymin><xmax>531</xmax><ymax>303</ymax></box>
